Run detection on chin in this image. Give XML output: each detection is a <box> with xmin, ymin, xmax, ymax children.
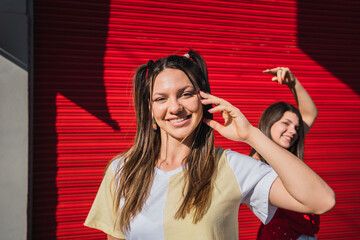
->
<box><xmin>169</xmin><ymin>131</ymin><xmax>194</xmax><ymax>140</ymax></box>
<box><xmin>279</xmin><ymin>142</ymin><xmax>291</xmax><ymax>149</ymax></box>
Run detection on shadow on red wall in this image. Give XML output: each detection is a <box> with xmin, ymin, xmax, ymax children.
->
<box><xmin>33</xmin><ymin>1</ymin><xmax>116</xmax><ymax>238</ymax></box>
<box><xmin>297</xmin><ymin>1</ymin><xmax>360</xmax><ymax>95</ymax></box>
<box><xmin>297</xmin><ymin>1</ymin><xmax>360</xmax><ymax>238</ymax></box>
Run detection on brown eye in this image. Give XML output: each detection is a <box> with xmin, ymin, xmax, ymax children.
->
<box><xmin>183</xmin><ymin>92</ymin><xmax>194</xmax><ymax>97</ymax></box>
<box><xmin>282</xmin><ymin>121</ymin><xmax>290</xmax><ymax>126</ymax></box>
<box><xmin>154</xmin><ymin>97</ymin><xmax>165</xmax><ymax>102</ymax></box>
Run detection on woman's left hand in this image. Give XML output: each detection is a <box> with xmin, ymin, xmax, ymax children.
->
<box><xmin>199</xmin><ymin>91</ymin><xmax>254</xmax><ymax>142</ymax></box>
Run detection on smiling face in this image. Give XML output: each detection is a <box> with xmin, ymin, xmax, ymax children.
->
<box><xmin>151</xmin><ymin>68</ymin><xmax>203</xmax><ymax>143</ymax></box>
<box><xmin>270</xmin><ymin>111</ymin><xmax>300</xmax><ymax>149</ymax></box>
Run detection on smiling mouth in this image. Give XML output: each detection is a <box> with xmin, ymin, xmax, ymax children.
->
<box><xmin>282</xmin><ymin>136</ymin><xmax>292</xmax><ymax>142</ymax></box>
<box><xmin>168</xmin><ymin>115</ymin><xmax>191</xmax><ymax>123</ymax></box>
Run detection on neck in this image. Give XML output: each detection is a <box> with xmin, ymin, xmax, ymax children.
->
<box><xmin>157</xmin><ymin>132</ymin><xmax>193</xmax><ymax>172</ymax></box>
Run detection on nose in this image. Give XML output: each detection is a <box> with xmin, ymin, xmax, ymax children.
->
<box><xmin>288</xmin><ymin>125</ymin><xmax>297</xmax><ymax>135</ymax></box>
<box><xmin>168</xmin><ymin>98</ymin><xmax>184</xmax><ymax>114</ymax></box>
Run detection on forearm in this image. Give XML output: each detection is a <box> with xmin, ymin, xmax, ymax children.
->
<box><xmin>246</xmin><ymin>127</ymin><xmax>335</xmax><ymax>213</ymax></box>
<box><xmin>291</xmin><ymin>78</ymin><xmax>318</xmax><ymax>131</ymax></box>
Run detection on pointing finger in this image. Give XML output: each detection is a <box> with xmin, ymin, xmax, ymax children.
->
<box><xmin>263</xmin><ymin>67</ymin><xmax>281</xmax><ymax>75</ymax></box>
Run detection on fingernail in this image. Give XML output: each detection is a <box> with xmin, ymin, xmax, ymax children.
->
<box><xmin>208</xmin><ymin>108</ymin><xmax>213</xmax><ymax>112</ymax></box>
<box><xmin>200</xmin><ymin>99</ymin><xmax>206</xmax><ymax>102</ymax></box>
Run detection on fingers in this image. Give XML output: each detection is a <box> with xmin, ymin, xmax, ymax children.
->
<box><xmin>263</xmin><ymin>67</ymin><xmax>289</xmax><ymax>75</ymax></box>
<box><xmin>263</xmin><ymin>67</ymin><xmax>280</xmax><ymax>75</ymax></box>
<box><xmin>263</xmin><ymin>67</ymin><xmax>292</xmax><ymax>85</ymax></box>
<box><xmin>208</xmin><ymin>104</ymin><xmax>233</xmax><ymax>115</ymax></box>
<box><xmin>200</xmin><ymin>92</ymin><xmax>252</xmax><ymax>141</ymax></box>
<box><xmin>281</xmin><ymin>68</ymin><xmax>291</xmax><ymax>84</ymax></box>
<box><xmin>199</xmin><ymin>91</ymin><xmax>234</xmax><ymax>113</ymax></box>
<box><xmin>200</xmin><ymin>93</ymin><xmax>227</xmax><ymax>132</ymax></box>
<box><xmin>199</xmin><ymin>91</ymin><xmax>229</xmax><ymax>106</ymax></box>
<box><xmin>263</xmin><ymin>67</ymin><xmax>282</xmax><ymax>84</ymax></box>
<box><xmin>199</xmin><ymin>91</ymin><xmax>239</xmax><ymax>122</ymax></box>
<box><xmin>277</xmin><ymin>68</ymin><xmax>282</xmax><ymax>84</ymax></box>
<box><xmin>203</xmin><ymin>118</ymin><xmax>224</xmax><ymax>132</ymax></box>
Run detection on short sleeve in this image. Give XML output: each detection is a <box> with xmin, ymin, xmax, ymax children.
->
<box><xmin>84</xmin><ymin>162</ymin><xmax>125</xmax><ymax>239</ymax></box>
<box><xmin>226</xmin><ymin>149</ymin><xmax>278</xmax><ymax>224</ymax></box>
<box><xmin>242</xmin><ymin>170</ymin><xmax>278</xmax><ymax>224</ymax></box>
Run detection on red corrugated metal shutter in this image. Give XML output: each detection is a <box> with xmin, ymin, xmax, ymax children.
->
<box><xmin>33</xmin><ymin>0</ymin><xmax>360</xmax><ymax>239</ymax></box>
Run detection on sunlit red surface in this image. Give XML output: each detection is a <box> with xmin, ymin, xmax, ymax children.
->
<box><xmin>33</xmin><ymin>0</ymin><xmax>360</xmax><ymax>239</ymax></box>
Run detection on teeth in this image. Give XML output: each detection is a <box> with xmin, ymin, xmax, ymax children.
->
<box><xmin>283</xmin><ymin>136</ymin><xmax>291</xmax><ymax>141</ymax></box>
<box><xmin>170</xmin><ymin>117</ymin><xmax>187</xmax><ymax>123</ymax></box>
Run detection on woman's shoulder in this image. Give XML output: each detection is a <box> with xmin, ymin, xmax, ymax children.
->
<box><xmin>215</xmin><ymin>146</ymin><xmax>226</xmax><ymax>159</ymax></box>
<box><xmin>107</xmin><ymin>157</ymin><xmax>125</xmax><ymax>175</ymax></box>
<box><xmin>215</xmin><ymin>147</ymin><xmax>253</xmax><ymax>162</ymax></box>
<box><xmin>215</xmin><ymin>147</ymin><xmax>273</xmax><ymax>175</ymax></box>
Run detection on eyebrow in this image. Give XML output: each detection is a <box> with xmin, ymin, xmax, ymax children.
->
<box><xmin>284</xmin><ymin>118</ymin><xmax>299</xmax><ymax>126</ymax></box>
<box><xmin>152</xmin><ymin>85</ymin><xmax>195</xmax><ymax>96</ymax></box>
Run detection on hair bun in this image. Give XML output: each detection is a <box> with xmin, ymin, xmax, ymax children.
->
<box><xmin>147</xmin><ymin>60</ymin><xmax>154</xmax><ymax>69</ymax></box>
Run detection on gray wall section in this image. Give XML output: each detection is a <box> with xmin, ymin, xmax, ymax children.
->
<box><xmin>0</xmin><ymin>0</ymin><xmax>29</xmax><ymax>239</ymax></box>
<box><xmin>0</xmin><ymin>56</ymin><xmax>28</xmax><ymax>240</ymax></box>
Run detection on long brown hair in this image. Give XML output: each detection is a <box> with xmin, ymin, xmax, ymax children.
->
<box><xmin>113</xmin><ymin>50</ymin><xmax>216</xmax><ymax>232</ymax></box>
<box><xmin>250</xmin><ymin>102</ymin><xmax>305</xmax><ymax>163</ymax></box>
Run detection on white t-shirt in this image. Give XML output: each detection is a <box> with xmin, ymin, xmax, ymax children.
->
<box><xmin>84</xmin><ymin>147</ymin><xmax>278</xmax><ymax>240</ymax></box>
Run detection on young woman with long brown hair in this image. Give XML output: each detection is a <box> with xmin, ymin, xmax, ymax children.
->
<box><xmin>250</xmin><ymin>67</ymin><xmax>321</xmax><ymax>240</ymax></box>
<box><xmin>84</xmin><ymin>50</ymin><xmax>335</xmax><ymax>240</ymax></box>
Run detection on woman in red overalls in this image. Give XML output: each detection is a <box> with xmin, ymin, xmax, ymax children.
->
<box><xmin>251</xmin><ymin>67</ymin><xmax>320</xmax><ymax>240</ymax></box>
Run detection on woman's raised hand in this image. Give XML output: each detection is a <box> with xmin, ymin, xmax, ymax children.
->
<box><xmin>263</xmin><ymin>67</ymin><xmax>296</xmax><ymax>88</ymax></box>
<box><xmin>200</xmin><ymin>91</ymin><xmax>254</xmax><ymax>142</ymax></box>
